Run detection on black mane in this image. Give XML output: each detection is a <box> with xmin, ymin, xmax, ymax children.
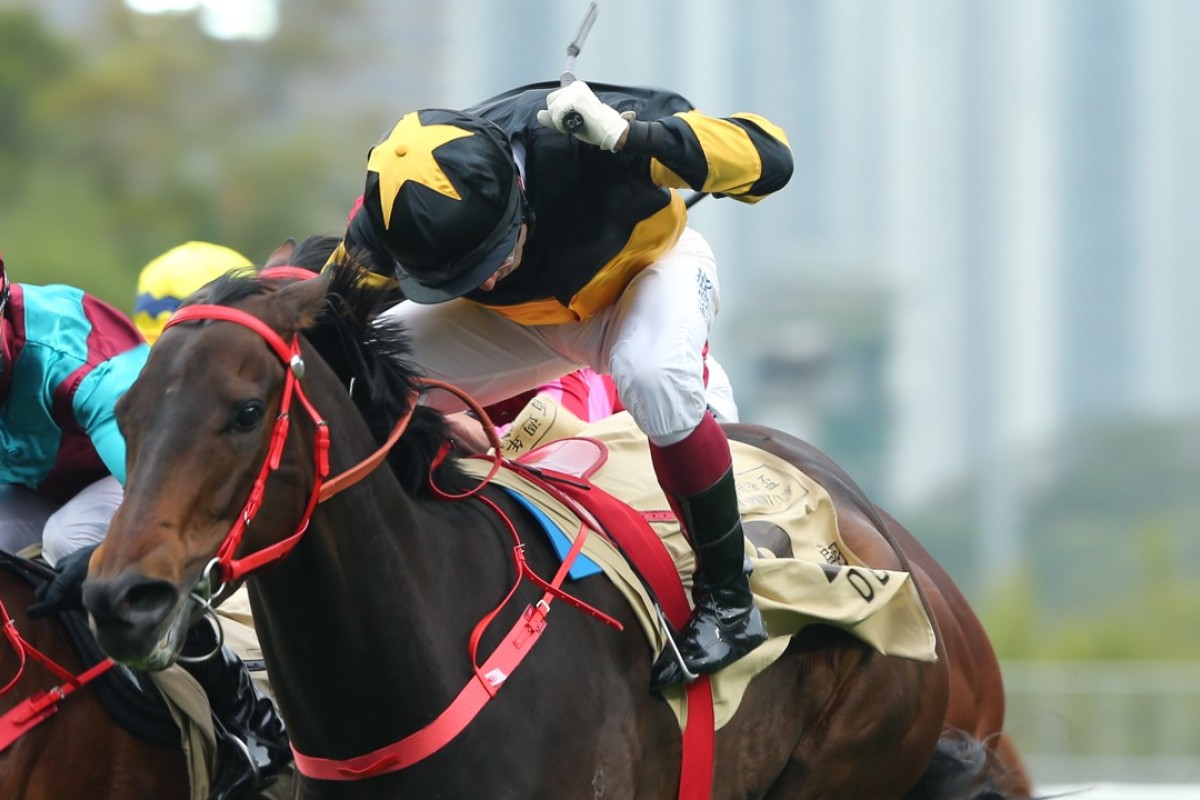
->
<box><xmin>200</xmin><ymin>253</ymin><xmax>470</xmax><ymax>494</ymax></box>
<box><xmin>287</xmin><ymin>234</ymin><xmax>341</xmax><ymax>274</ymax></box>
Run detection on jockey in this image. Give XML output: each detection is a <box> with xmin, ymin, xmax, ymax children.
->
<box><xmin>330</xmin><ymin>80</ymin><xmax>793</xmax><ymax>690</ymax></box>
<box><xmin>133</xmin><ymin>240</ymin><xmax>252</xmax><ymax>344</ymax></box>
<box><xmin>0</xmin><ymin>252</ymin><xmax>147</xmax><ymax>564</ymax></box>
<box><xmin>1</xmin><ymin>248</ymin><xmax>289</xmax><ymax>800</ymax></box>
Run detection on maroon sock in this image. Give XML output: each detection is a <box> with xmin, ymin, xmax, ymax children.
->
<box><xmin>649</xmin><ymin>412</ymin><xmax>732</xmax><ymax>497</ymax></box>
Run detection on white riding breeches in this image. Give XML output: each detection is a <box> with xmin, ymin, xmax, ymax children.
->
<box><xmin>41</xmin><ymin>476</ymin><xmax>123</xmax><ymax>565</ymax></box>
<box><xmin>0</xmin><ymin>476</ymin><xmax>124</xmax><ymax>566</ymax></box>
<box><xmin>378</xmin><ymin>228</ymin><xmax>726</xmax><ymax>445</ymax></box>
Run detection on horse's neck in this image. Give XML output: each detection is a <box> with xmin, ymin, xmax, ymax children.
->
<box><xmin>247</xmin><ymin>468</ymin><xmax>511</xmax><ymax>754</ymax></box>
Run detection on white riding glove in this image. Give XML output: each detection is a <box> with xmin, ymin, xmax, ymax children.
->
<box><xmin>537</xmin><ymin>81</ymin><xmax>630</xmax><ymax>152</ymax></box>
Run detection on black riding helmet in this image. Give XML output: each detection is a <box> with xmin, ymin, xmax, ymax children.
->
<box><xmin>349</xmin><ymin>109</ymin><xmax>523</xmax><ymax>304</ymax></box>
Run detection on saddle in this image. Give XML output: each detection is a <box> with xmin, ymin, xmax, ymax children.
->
<box><xmin>461</xmin><ymin>405</ymin><xmax>939</xmax><ymax>730</ymax></box>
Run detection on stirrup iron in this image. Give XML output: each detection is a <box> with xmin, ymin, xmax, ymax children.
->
<box><xmin>655</xmin><ymin>603</ymin><xmax>699</xmax><ymax>684</ymax></box>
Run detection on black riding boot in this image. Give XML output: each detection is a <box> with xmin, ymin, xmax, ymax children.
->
<box><xmin>181</xmin><ymin>623</ymin><xmax>291</xmax><ymax>800</ymax></box>
<box><xmin>650</xmin><ymin>466</ymin><xmax>767</xmax><ymax>691</ymax></box>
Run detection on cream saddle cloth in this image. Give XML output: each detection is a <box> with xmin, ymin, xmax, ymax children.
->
<box><xmin>462</xmin><ymin>398</ymin><xmax>938</xmax><ymax>729</ymax></box>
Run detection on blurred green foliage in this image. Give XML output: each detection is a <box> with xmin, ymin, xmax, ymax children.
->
<box><xmin>0</xmin><ymin>3</ymin><xmax>366</xmax><ymax>311</ymax></box>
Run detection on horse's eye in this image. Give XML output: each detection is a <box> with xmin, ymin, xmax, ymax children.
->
<box><xmin>233</xmin><ymin>401</ymin><xmax>266</xmax><ymax>432</ymax></box>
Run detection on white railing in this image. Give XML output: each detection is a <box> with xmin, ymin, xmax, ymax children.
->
<box><xmin>1002</xmin><ymin>661</ymin><xmax>1200</xmax><ymax>787</ymax></box>
<box><xmin>1040</xmin><ymin>786</ymin><xmax>1200</xmax><ymax>799</ymax></box>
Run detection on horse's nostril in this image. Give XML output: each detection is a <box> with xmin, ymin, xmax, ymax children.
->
<box><xmin>84</xmin><ymin>574</ymin><xmax>180</xmax><ymax>629</ymax></box>
<box><xmin>119</xmin><ymin>581</ymin><xmax>179</xmax><ymax>622</ymax></box>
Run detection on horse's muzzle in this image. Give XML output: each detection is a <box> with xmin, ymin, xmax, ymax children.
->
<box><xmin>83</xmin><ymin>572</ymin><xmax>186</xmax><ymax>668</ymax></box>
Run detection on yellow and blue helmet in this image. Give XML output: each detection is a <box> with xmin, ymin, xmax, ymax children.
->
<box><xmin>134</xmin><ymin>241</ymin><xmax>251</xmax><ymax>343</ymax></box>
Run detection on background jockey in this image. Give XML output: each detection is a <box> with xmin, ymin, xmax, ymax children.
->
<box><xmin>0</xmin><ymin>252</ymin><xmax>147</xmax><ymax>564</ymax></box>
<box><xmin>330</xmin><ymin>79</ymin><xmax>793</xmax><ymax>690</ymax></box>
<box><xmin>0</xmin><ymin>246</ymin><xmax>289</xmax><ymax>800</ymax></box>
<box><xmin>133</xmin><ymin>240</ymin><xmax>253</xmax><ymax>344</ymax></box>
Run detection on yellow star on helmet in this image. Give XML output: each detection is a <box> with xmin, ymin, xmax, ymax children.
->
<box><xmin>368</xmin><ymin>112</ymin><xmax>475</xmax><ymax>229</ymax></box>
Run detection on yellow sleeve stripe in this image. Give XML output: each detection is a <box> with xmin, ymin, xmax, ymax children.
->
<box><xmin>323</xmin><ymin>242</ymin><xmax>350</xmax><ymax>270</ymax></box>
<box><xmin>649</xmin><ymin>158</ymin><xmax>689</xmax><ymax>190</ymax></box>
<box><xmin>676</xmin><ymin>110</ymin><xmax>762</xmax><ymax>195</ymax></box>
<box><xmin>322</xmin><ymin>242</ymin><xmax>400</xmax><ymax>289</ymax></box>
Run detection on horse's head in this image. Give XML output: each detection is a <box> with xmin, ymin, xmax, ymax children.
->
<box><xmin>83</xmin><ymin>269</ymin><xmax>333</xmax><ymax>668</ymax></box>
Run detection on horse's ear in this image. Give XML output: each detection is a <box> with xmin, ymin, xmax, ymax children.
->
<box><xmin>270</xmin><ymin>270</ymin><xmax>331</xmax><ymax>333</ymax></box>
<box><xmin>265</xmin><ymin>238</ymin><xmax>298</xmax><ymax>269</ymax></box>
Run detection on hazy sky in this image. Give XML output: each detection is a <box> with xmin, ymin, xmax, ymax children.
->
<box><xmin>125</xmin><ymin>0</ymin><xmax>278</xmax><ymax>40</ymax></box>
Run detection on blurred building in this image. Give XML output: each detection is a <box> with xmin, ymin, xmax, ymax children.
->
<box><xmin>879</xmin><ymin>0</ymin><xmax>1200</xmax><ymax>575</ymax></box>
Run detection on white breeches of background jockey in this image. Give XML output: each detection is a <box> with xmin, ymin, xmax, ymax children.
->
<box><xmin>379</xmin><ymin>228</ymin><xmax>731</xmax><ymax>446</ymax></box>
<box><xmin>0</xmin><ymin>476</ymin><xmax>122</xmax><ymax>566</ymax></box>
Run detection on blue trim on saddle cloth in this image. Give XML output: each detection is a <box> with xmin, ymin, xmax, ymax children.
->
<box><xmin>499</xmin><ymin>487</ymin><xmax>602</xmax><ymax>579</ymax></box>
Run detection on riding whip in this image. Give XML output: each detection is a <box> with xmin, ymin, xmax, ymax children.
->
<box><xmin>560</xmin><ymin>2</ymin><xmax>599</xmax><ymax>132</ymax></box>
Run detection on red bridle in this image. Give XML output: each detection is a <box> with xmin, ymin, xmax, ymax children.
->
<box><xmin>166</xmin><ymin>304</ymin><xmax>340</xmax><ymax>584</ymax></box>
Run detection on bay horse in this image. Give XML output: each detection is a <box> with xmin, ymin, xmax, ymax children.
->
<box><xmin>0</xmin><ymin>561</ymin><xmax>189</xmax><ymax>799</ymax></box>
<box><xmin>80</xmin><ymin>258</ymin><xmax>1033</xmax><ymax>799</ymax></box>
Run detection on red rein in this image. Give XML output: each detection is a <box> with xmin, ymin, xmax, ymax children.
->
<box><xmin>0</xmin><ymin>586</ymin><xmax>116</xmax><ymax>753</ymax></box>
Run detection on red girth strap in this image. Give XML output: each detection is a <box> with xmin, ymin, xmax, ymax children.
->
<box><xmin>504</xmin><ymin>462</ymin><xmax>716</xmax><ymax>800</ymax></box>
